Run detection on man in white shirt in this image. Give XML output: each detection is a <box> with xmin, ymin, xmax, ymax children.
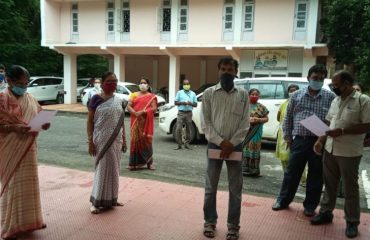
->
<box><xmin>311</xmin><ymin>71</ymin><xmax>370</xmax><ymax>238</ymax></box>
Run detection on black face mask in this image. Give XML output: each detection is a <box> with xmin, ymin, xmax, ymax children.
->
<box><xmin>331</xmin><ymin>82</ymin><xmax>347</xmax><ymax>96</ymax></box>
<box><xmin>219</xmin><ymin>73</ymin><xmax>235</xmax><ymax>92</ymax></box>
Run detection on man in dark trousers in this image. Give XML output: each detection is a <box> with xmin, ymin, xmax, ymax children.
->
<box><xmin>272</xmin><ymin>64</ymin><xmax>335</xmax><ymax>217</ymax></box>
<box><xmin>311</xmin><ymin>71</ymin><xmax>370</xmax><ymax>238</ymax></box>
<box><xmin>174</xmin><ymin>79</ymin><xmax>197</xmax><ymax>150</ymax></box>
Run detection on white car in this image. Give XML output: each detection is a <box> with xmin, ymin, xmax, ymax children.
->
<box><xmin>159</xmin><ymin>77</ymin><xmax>333</xmax><ymax>143</ymax></box>
<box><xmin>82</xmin><ymin>82</ymin><xmax>166</xmax><ymax>110</ymax></box>
<box><xmin>27</xmin><ymin>76</ymin><xmax>64</xmax><ymax>103</ymax></box>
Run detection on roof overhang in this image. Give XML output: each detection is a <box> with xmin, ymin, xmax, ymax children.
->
<box><xmin>47</xmin><ymin>43</ymin><xmax>328</xmax><ymax>57</ymax></box>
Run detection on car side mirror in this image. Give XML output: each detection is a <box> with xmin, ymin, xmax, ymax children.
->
<box><xmin>31</xmin><ymin>83</ymin><xmax>38</xmax><ymax>87</ymax></box>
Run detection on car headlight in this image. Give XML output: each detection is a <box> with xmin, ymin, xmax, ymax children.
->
<box><xmin>160</xmin><ymin>104</ymin><xmax>175</xmax><ymax>112</ymax></box>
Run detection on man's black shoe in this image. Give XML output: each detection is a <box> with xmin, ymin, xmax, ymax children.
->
<box><xmin>272</xmin><ymin>201</ymin><xmax>287</xmax><ymax>211</ymax></box>
<box><xmin>303</xmin><ymin>208</ymin><xmax>315</xmax><ymax>217</ymax></box>
<box><xmin>345</xmin><ymin>222</ymin><xmax>358</xmax><ymax>238</ymax></box>
<box><xmin>310</xmin><ymin>212</ymin><xmax>333</xmax><ymax>225</ymax></box>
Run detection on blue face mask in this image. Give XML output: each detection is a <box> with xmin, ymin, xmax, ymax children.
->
<box><xmin>0</xmin><ymin>74</ymin><xmax>4</xmax><ymax>82</ymax></box>
<box><xmin>11</xmin><ymin>86</ymin><xmax>27</xmax><ymax>96</ymax></box>
<box><xmin>309</xmin><ymin>80</ymin><xmax>323</xmax><ymax>91</ymax></box>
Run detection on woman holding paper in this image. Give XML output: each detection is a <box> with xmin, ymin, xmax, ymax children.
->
<box><xmin>87</xmin><ymin>71</ymin><xmax>127</xmax><ymax>214</ymax></box>
<box><xmin>0</xmin><ymin>65</ymin><xmax>50</xmax><ymax>239</ymax></box>
<box><xmin>242</xmin><ymin>88</ymin><xmax>269</xmax><ymax>177</ymax></box>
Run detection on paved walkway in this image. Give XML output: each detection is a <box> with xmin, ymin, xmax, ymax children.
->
<box><xmin>42</xmin><ymin>103</ymin><xmax>88</xmax><ymax>113</ymax></box>
<box><xmin>3</xmin><ymin>165</ymin><xmax>369</xmax><ymax>240</ymax></box>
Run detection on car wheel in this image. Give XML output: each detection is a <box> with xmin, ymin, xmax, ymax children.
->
<box><xmin>56</xmin><ymin>94</ymin><xmax>64</xmax><ymax>104</ymax></box>
<box><xmin>172</xmin><ymin>121</ymin><xmax>197</xmax><ymax>143</ymax></box>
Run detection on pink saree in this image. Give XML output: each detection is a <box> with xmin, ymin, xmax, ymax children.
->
<box><xmin>0</xmin><ymin>89</ymin><xmax>44</xmax><ymax>239</ymax></box>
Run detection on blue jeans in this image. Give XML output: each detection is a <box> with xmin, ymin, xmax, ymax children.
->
<box><xmin>203</xmin><ymin>143</ymin><xmax>243</xmax><ymax>229</ymax></box>
<box><xmin>276</xmin><ymin>136</ymin><xmax>323</xmax><ymax>211</ymax></box>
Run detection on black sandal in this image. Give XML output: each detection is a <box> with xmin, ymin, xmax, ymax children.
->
<box><xmin>203</xmin><ymin>224</ymin><xmax>216</xmax><ymax>238</ymax></box>
<box><xmin>226</xmin><ymin>228</ymin><xmax>239</xmax><ymax>240</ymax></box>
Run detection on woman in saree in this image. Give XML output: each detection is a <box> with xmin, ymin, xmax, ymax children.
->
<box><xmin>0</xmin><ymin>65</ymin><xmax>50</xmax><ymax>240</ymax></box>
<box><xmin>242</xmin><ymin>88</ymin><xmax>269</xmax><ymax>177</ymax></box>
<box><xmin>87</xmin><ymin>71</ymin><xmax>127</xmax><ymax>214</ymax></box>
<box><xmin>275</xmin><ymin>84</ymin><xmax>307</xmax><ymax>187</ymax></box>
<box><xmin>275</xmin><ymin>84</ymin><xmax>299</xmax><ymax>171</ymax></box>
<box><xmin>127</xmin><ymin>78</ymin><xmax>157</xmax><ymax>170</ymax></box>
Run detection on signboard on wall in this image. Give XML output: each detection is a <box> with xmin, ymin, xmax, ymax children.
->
<box><xmin>254</xmin><ymin>50</ymin><xmax>288</xmax><ymax>70</ymax></box>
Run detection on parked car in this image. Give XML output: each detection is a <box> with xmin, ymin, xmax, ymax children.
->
<box><xmin>159</xmin><ymin>77</ymin><xmax>333</xmax><ymax>143</ymax></box>
<box><xmin>194</xmin><ymin>83</ymin><xmax>216</xmax><ymax>95</ymax></box>
<box><xmin>77</xmin><ymin>78</ymin><xmax>93</xmax><ymax>101</ymax></box>
<box><xmin>82</xmin><ymin>82</ymin><xmax>166</xmax><ymax>111</ymax></box>
<box><xmin>27</xmin><ymin>76</ymin><xmax>64</xmax><ymax>104</ymax></box>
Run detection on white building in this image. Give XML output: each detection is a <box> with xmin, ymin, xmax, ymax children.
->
<box><xmin>41</xmin><ymin>0</ymin><xmax>328</xmax><ymax>104</ymax></box>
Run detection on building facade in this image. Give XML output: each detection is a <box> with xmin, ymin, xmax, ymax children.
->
<box><xmin>41</xmin><ymin>0</ymin><xmax>328</xmax><ymax>104</ymax></box>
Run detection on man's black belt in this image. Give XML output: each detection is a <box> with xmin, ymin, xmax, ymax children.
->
<box><xmin>179</xmin><ymin>110</ymin><xmax>192</xmax><ymax>113</ymax></box>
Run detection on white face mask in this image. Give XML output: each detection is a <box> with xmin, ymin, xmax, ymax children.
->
<box><xmin>94</xmin><ymin>83</ymin><xmax>101</xmax><ymax>89</ymax></box>
<box><xmin>139</xmin><ymin>83</ymin><xmax>148</xmax><ymax>91</ymax></box>
<box><xmin>288</xmin><ymin>92</ymin><xmax>295</xmax><ymax>98</ymax></box>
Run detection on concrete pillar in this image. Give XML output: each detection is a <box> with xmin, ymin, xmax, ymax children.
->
<box><xmin>108</xmin><ymin>57</ymin><xmax>114</xmax><ymax>72</ymax></box>
<box><xmin>63</xmin><ymin>54</ymin><xmax>77</xmax><ymax>104</ymax></box>
<box><xmin>168</xmin><ymin>55</ymin><xmax>180</xmax><ymax>104</ymax></box>
<box><xmin>114</xmin><ymin>54</ymin><xmax>125</xmax><ymax>81</ymax></box>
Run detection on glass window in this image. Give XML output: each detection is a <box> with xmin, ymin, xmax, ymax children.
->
<box><xmin>162</xmin><ymin>8</ymin><xmax>171</xmax><ymax>31</ymax></box>
<box><xmin>275</xmin><ymin>84</ymin><xmax>285</xmax><ymax>99</ymax></box>
<box><xmin>125</xmin><ymin>84</ymin><xmax>140</xmax><ymax>93</ymax></box>
<box><xmin>179</xmin><ymin>5</ymin><xmax>188</xmax><ymax>32</ymax></box>
<box><xmin>116</xmin><ymin>85</ymin><xmax>129</xmax><ymax>94</ymax></box>
<box><xmin>71</xmin><ymin>5</ymin><xmax>78</xmax><ymax>33</ymax></box>
<box><xmin>243</xmin><ymin>1</ymin><xmax>254</xmax><ymax>31</ymax></box>
<box><xmin>249</xmin><ymin>83</ymin><xmax>277</xmax><ymax>99</ymax></box>
<box><xmin>295</xmin><ymin>1</ymin><xmax>308</xmax><ymax>29</ymax></box>
<box><xmin>224</xmin><ymin>6</ymin><xmax>234</xmax><ymax>30</ymax></box>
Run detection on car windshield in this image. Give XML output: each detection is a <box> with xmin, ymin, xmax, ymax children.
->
<box><xmin>77</xmin><ymin>80</ymin><xmax>89</xmax><ymax>87</ymax></box>
<box><xmin>125</xmin><ymin>84</ymin><xmax>140</xmax><ymax>93</ymax></box>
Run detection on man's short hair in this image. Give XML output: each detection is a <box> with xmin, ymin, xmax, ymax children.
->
<box><xmin>307</xmin><ymin>64</ymin><xmax>328</xmax><ymax>78</ymax></box>
<box><xmin>334</xmin><ymin>70</ymin><xmax>355</xmax><ymax>84</ymax></box>
<box><xmin>0</xmin><ymin>64</ymin><xmax>5</xmax><ymax>70</ymax></box>
<box><xmin>217</xmin><ymin>57</ymin><xmax>239</xmax><ymax>73</ymax></box>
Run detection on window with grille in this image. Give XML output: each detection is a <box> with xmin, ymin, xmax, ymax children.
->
<box><xmin>107</xmin><ymin>1</ymin><xmax>115</xmax><ymax>32</ymax></box>
<box><xmin>179</xmin><ymin>1</ymin><xmax>188</xmax><ymax>32</ymax></box>
<box><xmin>243</xmin><ymin>0</ymin><xmax>254</xmax><ymax>31</ymax></box>
<box><xmin>122</xmin><ymin>0</ymin><xmax>130</xmax><ymax>32</ymax></box>
<box><xmin>162</xmin><ymin>0</ymin><xmax>171</xmax><ymax>32</ymax></box>
<box><xmin>71</xmin><ymin>3</ymin><xmax>78</xmax><ymax>33</ymax></box>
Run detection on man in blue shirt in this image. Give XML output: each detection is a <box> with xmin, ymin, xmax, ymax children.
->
<box><xmin>174</xmin><ymin>79</ymin><xmax>198</xmax><ymax>150</ymax></box>
<box><xmin>272</xmin><ymin>64</ymin><xmax>335</xmax><ymax>217</ymax></box>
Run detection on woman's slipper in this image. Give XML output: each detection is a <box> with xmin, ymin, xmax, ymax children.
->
<box><xmin>203</xmin><ymin>224</ymin><xmax>216</xmax><ymax>238</ymax></box>
<box><xmin>116</xmin><ymin>202</ymin><xmax>124</xmax><ymax>207</ymax></box>
<box><xmin>90</xmin><ymin>206</ymin><xmax>101</xmax><ymax>214</ymax></box>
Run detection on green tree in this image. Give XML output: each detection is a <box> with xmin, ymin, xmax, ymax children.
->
<box><xmin>0</xmin><ymin>0</ymin><xmax>108</xmax><ymax>78</ymax></box>
<box><xmin>321</xmin><ymin>0</ymin><xmax>370</xmax><ymax>88</ymax></box>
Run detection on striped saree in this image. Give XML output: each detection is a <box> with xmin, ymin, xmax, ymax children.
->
<box><xmin>0</xmin><ymin>89</ymin><xmax>44</xmax><ymax>239</ymax></box>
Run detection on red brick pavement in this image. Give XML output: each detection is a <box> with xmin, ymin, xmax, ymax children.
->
<box><xmin>2</xmin><ymin>165</ymin><xmax>369</xmax><ymax>240</ymax></box>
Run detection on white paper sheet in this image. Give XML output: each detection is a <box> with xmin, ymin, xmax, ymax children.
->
<box><xmin>299</xmin><ymin>114</ymin><xmax>330</xmax><ymax>137</ymax></box>
<box><xmin>28</xmin><ymin>110</ymin><xmax>57</xmax><ymax>132</ymax></box>
<box><xmin>208</xmin><ymin>149</ymin><xmax>242</xmax><ymax>161</ymax></box>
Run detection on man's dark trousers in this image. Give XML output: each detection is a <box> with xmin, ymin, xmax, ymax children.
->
<box><xmin>277</xmin><ymin>136</ymin><xmax>323</xmax><ymax>211</ymax></box>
